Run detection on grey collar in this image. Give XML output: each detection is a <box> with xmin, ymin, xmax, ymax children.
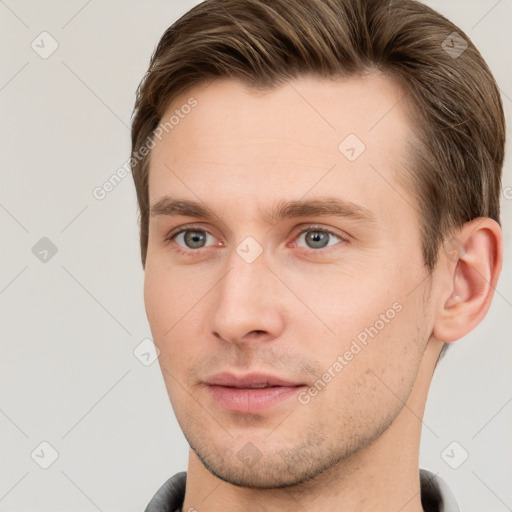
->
<box><xmin>144</xmin><ymin>468</ymin><xmax>460</xmax><ymax>512</ymax></box>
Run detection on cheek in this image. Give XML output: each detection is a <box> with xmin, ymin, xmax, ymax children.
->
<box><xmin>143</xmin><ymin>269</ymin><xmax>169</xmax><ymax>337</ymax></box>
<box><xmin>310</xmin><ymin>298</ymin><xmax>427</xmax><ymax>434</ymax></box>
<box><xmin>341</xmin><ymin>286</ymin><xmax>429</xmax><ymax>404</ymax></box>
<box><xmin>144</xmin><ymin>265</ymin><xmax>208</xmax><ymax>373</ymax></box>
<box><xmin>282</xmin><ymin>264</ymin><xmax>400</xmax><ymax>339</ymax></box>
<box><xmin>144</xmin><ymin>267</ymin><xmax>185</xmax><ymax>368</ymax></box>
<box><xmin>288</xmin><ymin>261</ymin><xmax>429</xmax><ymax>372</ymax></box>
<box><xmin>144</xmin><ymin>261</ymin><xmax>196</xmax><ymax>335</ymax></box>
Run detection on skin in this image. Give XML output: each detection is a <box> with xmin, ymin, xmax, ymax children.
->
<box><xmin>143</xmin><ymin>74</ymin><xmax>502</xmax><ymax>511</ymax></box>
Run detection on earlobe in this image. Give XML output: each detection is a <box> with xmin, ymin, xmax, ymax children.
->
<box><xmin>432</xmin><ymin>218</ymin><xmax>503</xmax><ymax>343</ymax></box>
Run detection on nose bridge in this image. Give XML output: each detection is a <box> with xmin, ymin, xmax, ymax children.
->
<box><xmin>210</xmin><ymin>244</ymin><xmax>283</xmax><ymax>343</ymax></box>
<box><xmin>217</xmin><ymin>246</ymin><xmax>270</xmax><ymax>315</ymax></box>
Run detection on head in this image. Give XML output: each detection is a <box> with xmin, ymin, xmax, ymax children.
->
<box><xmin>131</xmin><ymin>0</ymin><xmax>504</xmax><ymax>489</ymax></box>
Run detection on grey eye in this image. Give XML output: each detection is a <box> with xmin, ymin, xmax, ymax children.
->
<box><xmin>179</xmin><ymin>230</ymin><xmax>209</xmax><ymax>249</ymax></box>
<box><xmin>305</xmin><ymin>231</ymin><xmax>329</xmax><ymax>248</ymax></box>
<box><xmin>297</xmin><ymin>230</ymin><xmax>342</xmax><ymax>250</ymax></box>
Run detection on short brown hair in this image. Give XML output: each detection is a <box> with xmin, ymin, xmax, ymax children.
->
<box><xmin>131</xmin><ymin>0</ymin><xmax>505</xmax><ymax>281</ymax></box>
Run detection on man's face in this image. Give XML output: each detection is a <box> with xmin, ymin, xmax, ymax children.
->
<box><xmin>144</xmin><ymin>74</ymin><xmax>435</xmax><ymax>487</ymax></box>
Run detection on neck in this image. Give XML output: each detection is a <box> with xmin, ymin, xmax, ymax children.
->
<box><xmin>182</xmin><ymin>339</ymin><xmax>443</xmax><ymax>512</ymax></box>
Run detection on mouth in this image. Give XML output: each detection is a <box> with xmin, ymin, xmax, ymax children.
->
<box><xmin>205</xmin><ymin>372</ymin><xmax>307</xmax><ymax>414</ymax></box>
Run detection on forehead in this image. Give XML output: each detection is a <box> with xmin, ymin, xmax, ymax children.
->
<box><xmin>148</xmin><ymin>74</ymin><xmax>416</xmax><ymax>224</ymax></box>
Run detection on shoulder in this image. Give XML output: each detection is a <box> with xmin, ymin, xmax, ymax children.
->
<box><xmin>420</xmin><ymin>468</ymin><xmax>460</xmax><ymax>512</ymax></box>
<box><xmin>144</xmin><ymin>471</ymin><xmax>187</xmax><ymax>512</ymax></box>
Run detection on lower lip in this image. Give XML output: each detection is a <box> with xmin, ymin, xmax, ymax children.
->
<box><xmin>207</xmin><ymin>385</ymin><xmax>306</xmax><ymax>414</ymax></box>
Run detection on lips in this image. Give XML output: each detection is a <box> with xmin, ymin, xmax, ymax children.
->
<box><xmin>205</xmin><ymin>372</ymin><xmax>301</xmax><ymax>388</ymax></box>
<box><xmin>205</xmin><ymin>372</ymin><xmax>306</xmax><ymax>414</ymax></box>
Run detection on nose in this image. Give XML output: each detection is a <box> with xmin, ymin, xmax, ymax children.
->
<box><xmin>209</xmin><ymin>248</ymin><xmax>285</xmax><ymax>346</ymax></box>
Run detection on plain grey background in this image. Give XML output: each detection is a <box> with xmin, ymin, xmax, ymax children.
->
<box><xmin>1</xmin><ymin>1</ymin><xmax>511</xmax><ymax>511</ymax></box>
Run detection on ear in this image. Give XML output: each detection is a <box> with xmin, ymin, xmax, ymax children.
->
<box><xmin>432</xmin><ymin>217</ymin><xmax>503</xmax><ymax>343</ymax></box>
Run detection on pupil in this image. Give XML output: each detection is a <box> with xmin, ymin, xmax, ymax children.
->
<box><xmin>185</xmin><ymin>231</ymin><xmax>206</xmax><ymax>248</ymax></box>
<box><xmin>306</xmin><ymin>231</ymin><xmax>328</xmax><ymax>248</ymax></box>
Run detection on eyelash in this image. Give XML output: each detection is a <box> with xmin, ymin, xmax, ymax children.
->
<box><xmin>164</xmin><ymin>224</ymin><xmax>348</xmax><ymax>256</ymax></box>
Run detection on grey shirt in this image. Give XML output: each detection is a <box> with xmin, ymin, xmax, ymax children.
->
<box><xmin>144</xmin><ymin>468</ymin><xmax>460</xmax><ymax>512</ymax></box>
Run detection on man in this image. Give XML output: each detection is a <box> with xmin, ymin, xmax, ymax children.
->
<box><xmin>130</xmin><ymin>0</ymin><xmax>505</xmax><ymax>510</ymax></box>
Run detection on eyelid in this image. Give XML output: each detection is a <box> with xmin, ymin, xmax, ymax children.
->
<box><xmin>292</xmin><ymin>224</ymin><xmax>349</xmax><ymax>241</ymax></box>
<box><xmin>290</xmin><ymin>224</ymin><xmax>349</xmax><ymax>253</ymax></box>
<box><xmin>165</xmin><ymin>224</ymin><xmax>221</xmax><ymax>252</ymax></box>
<box><xmin>165</xmin><ymin>223</ymin><xmax>216</xmax><ymax>241</ymax></box>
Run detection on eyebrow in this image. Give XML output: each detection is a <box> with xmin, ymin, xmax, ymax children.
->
<box><xmin>150</xmin><ymin>196</ymin><xmax>376</xmax><ymax>225</ymax></box>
